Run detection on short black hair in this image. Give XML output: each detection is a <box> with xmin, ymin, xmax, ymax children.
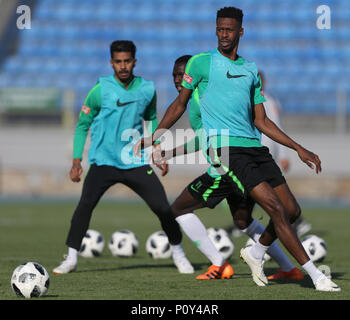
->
<box><xmin>216</xmin><ymin>6</ymin><xmax>243</xmax><ymax>26</ymax></box>
<box><xmin>174</xmin><ymin>55</ymin><xmax>192</xmax><ymax>66</ymax></box>
<box><xmin>110</xmin><ymin>40</ymin><xmax>136</xmax><ymax>58</ymax></box>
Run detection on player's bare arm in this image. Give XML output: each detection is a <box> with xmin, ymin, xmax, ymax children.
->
<box><xmin>254</xmin><ymin>103</ymin><xmax>321</xmax><ymax>173</ymax></box>
<box><xmin>133</xmin><ymin>87</ymin><xmax>192</xmax><ymax>156</ymax></box>
<box><xmin>153</xmin><ymin>87</ymin><xmax>192</xmax><ymax>140</ymax></box>
<box><xmin>152</xmin><ymin>143</ymin><xmax>190</xmax><ymax>166</ymax></box>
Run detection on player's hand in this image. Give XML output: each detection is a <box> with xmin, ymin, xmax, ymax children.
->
<box><xmin>153</xmin><ymin>144</ymin><xmax>169</xmax><ymax>176</ymax></box>
<box><xmin>155</xmin><ymin>161</ymin><xmax>169</xmax><ymax>176</ymax></box>
<box><xmin>70</xmin><ymin>159</ymin><xmax>83</xmax><ymax>182</ymax></box>
<box><xmin>296</xmin><ymin>146</ymin><xmax>322</xmax><ymax>174</ymax></box>
<box><xmin>133</xmin><ymin>137</ymin><xmax>153</xmax><ymax>157</ymax></box>
<box><xmin>152</xmin><ymin>148</ymin><xmax>163</xmax><ymax>164</ymax></box>
<box><xmin>152</xmin><ymin>148</ymin><xmax>174</xmax><ymax>163</ymax></box>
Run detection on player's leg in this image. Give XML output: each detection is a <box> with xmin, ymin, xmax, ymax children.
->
<box><xmin>66</xmin><ymin>165</ymin><xmax>119</xmax><ymax>250</ymax></box>
<box><xmin>256</xmin><ymin>182</ymin><xmax>301</xmax><ymax>245</ymax></box>
<box><xmin>121</xmin><ymin>165</ymin><xmax>194</xmax><ymax>273</ymax></box>
<box><xmin>234</xmin><ymin>147</ymin><xmax>339</xmax><ymax>291</ymax></box>
<box><xmin>53</xmin><ymin>165</ymin><xmax>119</xmax><ymax>274</ymax></box>
<box><xmin>274</xmin><ymin>183</ymin><xmax>301</xmax><ymax>223</ymax></box>
<box><xmin>274</xmin><ymin>183</ymin><xmax>312</xmax><ymax>238</ymax></box>
<box><xmin>122</xmin><ymin>165</ymin><xmax>182</xmax><ymax>245</ymax></box>
<box><xmin>249</xmin><ymin>182</ymin><xmax>309</xmax><ymax>264</ymax></box>
<box><xmin>247</xmin><ymin>182</ymin><xmax>339</xmax><ymax>290</ymax></box>
<box><xmin>218</xmin><ymin>147</ymin><xmax>305</xmax><ymax>285</ymax></box>
<box><xmin>171</xmin><ymin>174</ymin><xmax>234</xmax><ymax>279</ymax></box>
<box><xmin>242</xmin><ymin>153</ymin><xmax>299</xmax><ymax>249</ymax></box>
<box><xmin>227</xmin><ymin>194</ymin><xmax>303</xmax><ymax>280</ymax></box>
<box><xmin>226</xmin><ymin>194</ymin><xmax>255</xmax><ymax>231</ymax></box>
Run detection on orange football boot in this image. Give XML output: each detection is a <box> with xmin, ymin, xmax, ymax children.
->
<box><xmin>267</xmin><ymin>267</ymin><xmax>304</xmax><ymax>280</ymax></box>
<box><xmin>196</xmin><ymin>261</ymin><xmax>234</xmax><ymax>279</ymax></box>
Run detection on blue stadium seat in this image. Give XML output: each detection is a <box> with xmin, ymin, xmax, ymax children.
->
<box><xmin>0</xmin><ymin>0</ymin><xmax>349</xmax><ymax>114</ymax></box>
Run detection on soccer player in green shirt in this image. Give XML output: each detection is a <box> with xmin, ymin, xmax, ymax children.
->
<box><xmin>135</xmin><ymin>7</ymin><xmax>340</xmax><ymax>291</ymax></box>
<box><xmin>53</xmin><ymin>40</ymin><xmax>194</xmax><ymax>275</ymax></box>
<box><xmin>160</xmin><ymin>55</ymin><xmax>304</xmax><ymax>281</ymax></box>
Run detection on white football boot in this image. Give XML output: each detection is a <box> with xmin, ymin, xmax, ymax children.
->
<box><xmin>53</xmin><ymin>255</ymin><xmax>77</xmax><ymax>274</ymax></box>
<box><xmin>314</xmin><ymin>276</ymin><xmax>341</xmax><ymax>292</ymax></box>
<box><xmin>173</xmin><ymin>254</ymin><xmax>195</xmax><ymax>274</ymax></box>
<box><xmin>240</xmin><ymin>247</ymin><xmax>268</xmax><ymax>286</ymax></box>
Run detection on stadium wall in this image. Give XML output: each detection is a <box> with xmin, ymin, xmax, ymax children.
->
<box><xmin>0</xmin><ymin>126</ymin><xmax>349</xmax><ymax>202</ymax></box>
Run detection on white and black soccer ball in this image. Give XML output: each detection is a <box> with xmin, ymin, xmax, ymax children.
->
<box><xmin>244</xmin><ymin>238</ymin><xmax>271</xmax><ymax>262</ymax></box>
<box><xmin>79</xmin><ymin>229</ymin><xmax>105</xmax><ymax>258</ymax></box>
<box><xmin>109</xmin><ymin>230</ymin><xmax>139</xmax><ymax>257</ymax></box>
<box><xmin>146</xmin><ymin>231</ymin><xmax>173</xmax><ymax>259</ymax></box>
<box><xmin>301</xmin><ymin>234</ymin><xmax>327</xmax><ymax>262</ymax></box>
<box><xmin>11</xmin><ymin>262</ymin><xmax>50</xmax><ymax>298</ymax></box>
<box><xmin>207</xmin><ymin>227</ymin><xmax>235</xmax><ymax>260</ymax></box>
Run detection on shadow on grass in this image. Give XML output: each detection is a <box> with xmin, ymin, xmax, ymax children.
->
<box><xmin>41</xmin><ymin>294</ymin><xmax>59</xmax><ymax>298</ymax></box>
<box><xmin>74</xmin><ymin>262</ymin><xmax>211</xmax><ymax>273</ymax></box>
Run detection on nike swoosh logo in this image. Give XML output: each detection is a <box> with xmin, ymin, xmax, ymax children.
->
<box><xmin>116</xmin><ymin>99</ymin><xmax>137</xmax><ymax>107</ymax></box>
<box><xmin>147</xmin><ymin>169</ymin><xmax>153</xmax><ymax>175</ymax></box>
<box><xmin>226</xmin><ymin>71</ymin><xmax>247</xmax><ymax>79</ymax></box>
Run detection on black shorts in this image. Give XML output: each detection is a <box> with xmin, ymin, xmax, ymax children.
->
<box><xmin>187</xmin><ymin>146</ymin><xmax>286</xmax><ymax>209</ymax></box>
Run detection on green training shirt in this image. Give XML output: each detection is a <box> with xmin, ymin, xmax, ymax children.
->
<box><xmin>73</xmin><ymin>76</ymin><xmax>158</xmax><ymax>160</ymax></box>
<box><xmin>182</xmin><ymin>50</ymin><xmax>265</xmax><ymax>148</ymax></box>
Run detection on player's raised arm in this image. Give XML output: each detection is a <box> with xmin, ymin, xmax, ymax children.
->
<box><xmin>156</xmin><ymin>87</ymin><xmax>192</xmax><ymax>136</ymax></box>
<box><xmin>253</xmin><ymin>103</ymin><xmax>321</xmax><ymax>173</ymax></box>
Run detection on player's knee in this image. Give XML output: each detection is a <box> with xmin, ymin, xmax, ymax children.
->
<box><xmin>233</xmin><ymin>218</ymin><xmax>251</xmax><ymax>230</ymax></box>
<box><xmin>170</xmin><ymin>203</ymin><xmax>184</xmax><ymax>217</ymax></box>
<box><xmin>232</xmin><ymin>208</ymin><xmax>253</xmax><ymax>230</ymax></box>
<box><xmin>288</xmin><ymin>203</ymin><xmax>301</xmax><ymax>224</ymax></box>
<box><xmin>265</xmin><ymin>199</ymin><xmax>288</xmax><ymax>225</ymax></box>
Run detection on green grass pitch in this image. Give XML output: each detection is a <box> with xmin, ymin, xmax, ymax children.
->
<box><xmin>0</xmin><ymin>200</ymin><xmax>349</xmax><ymax>300</ymax></box>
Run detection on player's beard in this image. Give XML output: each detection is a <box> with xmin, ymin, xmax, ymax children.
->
<box><xmin>219</xmin><ymin>36</ymin><xmax>240</xmax><ymax>55</ymax></box>
<box><xmin>117</xmin><ymin>70</ymin><xmax>132</xmax><ymax>83</ymax></box>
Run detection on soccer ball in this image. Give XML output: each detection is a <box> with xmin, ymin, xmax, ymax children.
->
<box><xmin>11</xmin><ymin>262</ymin><xmax>50</xmax><ymax>298</ymax></box>
<box><xmin>207</xmin><ymin>227</ymin><xmax>235</xmax><ymax>260</ymax></box>
<box><xmin>244</xmin><ymin>238</ymin><xmax>271</xmax><ymax>262</ymax></box>
<box><xmin>301</xmin><ymin>234</ymin><xmax>327</xmax><ymax>262</ymax></box>
<box><xmin>109</xmin><ymin>230</ymin><xmax>139</xmax><ymax>257</ymax></box>
<box><xmin>79</xmin><ymin>229</ymin><xmax>105</xmax><ymax>258</ymax></box>
<box><xmin>146</xmin><ymin>231</ymin><xmax>173</xmax><ymax>259</ymax></box>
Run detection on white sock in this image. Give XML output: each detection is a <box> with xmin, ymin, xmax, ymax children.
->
<box><xmin>68</xmin><ymin>247</ymin><xmax>78</xmax><ymax>263</ymax></box>
<box><xmin>171</xmin><ymin>244</ymin><xmax>185</xmax><ymax>258</ymax></box>
<box><xmin>243</xmin><ymin>219</ymin><xmax>294</xmax><ymax>271</ymax></box>
<box><xmin>250</xmin><ymin>240</ymin><xmax>269</xmax><ymax>261</ymax></box>
<box><xmin>302</xmin><ymin>260</ymin><xmax>324</xmax><ymax>284</ymax></box>
<box><xmin>176</xmin><ymin>213</ymin><xmax>225</xmax><ymax>266</ymax></box>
